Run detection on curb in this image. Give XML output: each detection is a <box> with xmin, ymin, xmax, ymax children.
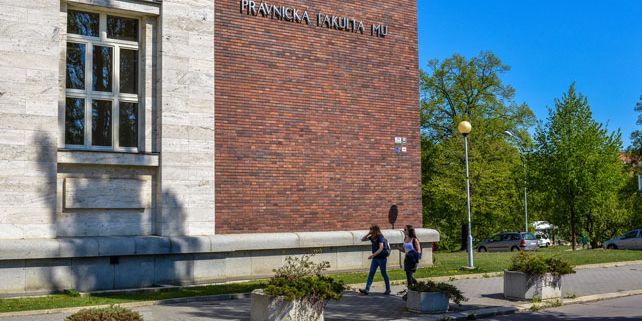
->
<box><xmin>573</xmin><ymin>259</ymin><xmax>642</xmax><ymax>270</ymax></box>
<box><xmin>0</xmin><ymin>293</ymin><xmax>251</xmax><ymax>318</ymax></box>
<box><xmin>359</xmin><ymin>259</ymin><xmax>642</xmax><ymax>289</ymax></box>
<box><xmin>392</xmin><ymin>289</ymin><xmax>642</xmax><ymax>321</ymax></box>
<box><xmin>394</xmin><ymin>306</ymin><xmax>519</xmax><ymax>321</ymax></box>
<box><xmin>515</xmin><ymin>288</ymin><xmax>642</xmax><ymax>312</ymax></box>
<box><xmin>360</xmin><ymin>260</ymin><xmax>642</xmax><ymax>287</ymax></box>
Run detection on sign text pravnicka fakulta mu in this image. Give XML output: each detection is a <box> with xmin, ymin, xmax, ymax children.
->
<box><xmin>240</xmin><ymin>0</ymin><xmax>389</xmax><ymax>38</ymax></box>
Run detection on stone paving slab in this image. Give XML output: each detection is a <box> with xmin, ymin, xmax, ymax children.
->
<box><xmin>1</xmin><ymin>263</ymin><xmax>642</xmax><ymax>321</ymax></box>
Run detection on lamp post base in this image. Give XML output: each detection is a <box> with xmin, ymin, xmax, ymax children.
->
<box><xmin>459</xmin><ymin>266</ymin><xmax>477</xmax><ymax>271</ymax></box>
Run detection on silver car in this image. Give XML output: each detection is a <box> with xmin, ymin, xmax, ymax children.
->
<box><xmin>603</xmin><ymin>229</ymin><xmax>642</xmax><ymax>250</ymax></box>
<box><xmin>477</xmin><ymin>232</ymin><xmax>539</xmax><ymax>252</ymax></box>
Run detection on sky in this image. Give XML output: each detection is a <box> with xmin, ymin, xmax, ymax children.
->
<box><xmin>417</xmin><ymin>0</ymin><xmax>642</xmax><ymax>147</ymax></box>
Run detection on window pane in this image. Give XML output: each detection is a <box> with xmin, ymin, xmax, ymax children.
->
<box><xmin>66</xmin><ymin>43</ymin><xmax>85</xmax><ymax>89</ymax></box>
<box><xmin>120</xmin><ymin>49</ymin><xmax>138</xmax><ymax>94</ymax></box>
<box><xmin>92</xmin><ymin>100</ymin><xmax>112</xmax><ymax>146</ymax></box>
<box><xmin>107</xmin><ymin>15</ymin><xmax>138</xmax><ymax>41</ymax></box>
<box><xmin>93</xmin><ymin>46</ymin><xmax>113</xmax><ymax>92</ymax></box>
<box><xmin>119</xmin><ymin>102</ymin><xmax>138</xmax><ymax>148</ymax></box>
<box><xmin>67</xmin><ymin>10</ymin><xmax>99</xmax><ymax>37</ymax></box>
<box><xmin>65</xmin><ymin>98</ymin><xmax>85</xmax><ymax>145</ymax></box>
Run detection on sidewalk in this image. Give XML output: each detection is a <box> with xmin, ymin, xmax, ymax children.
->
<box><xmin>2</xmin><ymin>263</ymin><xmax>642</xmax><ymax>321</ymax></box>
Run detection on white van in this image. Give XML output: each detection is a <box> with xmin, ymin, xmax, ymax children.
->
<box><xmin>535</xmin><ymin>232</ymin><xmax>551</xmax><ymax>247</ymax></box>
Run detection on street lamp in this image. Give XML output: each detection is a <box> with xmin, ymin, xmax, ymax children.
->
<box><xmin>504</xmin><ymin>130</ymin><xmax>528</xmax><ymax>233</ymax></box>
<box><xmin>458</xmin><ymin>121</ymin><xmax>474</xmax><ymax>269</ymax></box>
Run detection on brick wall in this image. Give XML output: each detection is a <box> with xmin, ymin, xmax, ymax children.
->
<box><xmin>215</xmin><ymin>0</ymin><xmax>422</xmax><ymax>233</ymax></box>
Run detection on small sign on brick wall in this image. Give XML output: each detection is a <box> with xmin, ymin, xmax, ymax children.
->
<box><xmin>394</xmin><ymin>136</ymin><xmax>407</xmax><ymax>154</ymax></box>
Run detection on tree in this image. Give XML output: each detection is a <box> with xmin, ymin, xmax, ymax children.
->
<box><xmin>531</xmin><ymin>84</ymin><xmax>627</xmax><ymax>250</ymax></box>
<box><xmin>420</xmin><ymin>52</ymin><xmax>536</xmax><ymax>250</ymax></box>
<box><xmin>629</xmin><ymin>94</ymin><xmax>642</xmax><ymax>158</ymax></box>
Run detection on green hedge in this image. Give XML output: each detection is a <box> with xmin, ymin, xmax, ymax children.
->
<box><xmin>65</xmin><ymin>306</ymin><xmax>143</xmax><ymax>321</ymax></box>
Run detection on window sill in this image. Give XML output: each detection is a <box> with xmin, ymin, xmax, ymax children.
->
<box><xmin>58</xmin><ymin>149</ymin><xmax>159</xmax><ymax>167</ymax></box>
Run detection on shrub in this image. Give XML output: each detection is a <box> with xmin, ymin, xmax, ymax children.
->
<box><xmin>65</xmin><ymin>306</ymin><xmax>143</xmax><ymax>321</ymax></box>
<box><xmin>64</xmin><ymin>289</ymin><xmax>81</xmax><ymax>297</ymax></box>
<box><xmin>265</xmin><ymin>275</ymin><xmax>345</xmax><ymax>302</ymax></box>
<box><xmin>272</xmin><ymin>255</ymin><xmax>330</xmax><ymax>281</ymax></box>
<box><xmin>263</xmin><ymin>254</ymin><xmax>346</xmax><ymax>302</ymax></box>
<box><xmin>408</xmin><ymin>280</ymin><xmax>467</xmax><ymax>305</ymax></box>
<box><xmin>508</xmin><ymin>252</ymin><xmax>575</xmax><ymax>276</ymax></box>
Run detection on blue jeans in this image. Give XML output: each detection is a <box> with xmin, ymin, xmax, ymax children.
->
<box><xmin>365</xmin><ymin>258</ymin><xmax>391</xmax><ymax>291</ymax></box>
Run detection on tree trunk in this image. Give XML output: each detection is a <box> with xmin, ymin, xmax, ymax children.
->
<box><xmin>570</xmin><ymin>206</ymin><xmax>576</xmax><ymax>251</ymax></box>
<box><xmin>461</xmin><ymin>224</ymin><xmax>468</xmax><ymax>252</ymax></box>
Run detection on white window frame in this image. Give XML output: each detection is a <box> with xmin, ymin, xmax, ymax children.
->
<box><xmin>64</xmin><ymin>8</ymin><xmax>142</xmax><ymax>152</ymax></box>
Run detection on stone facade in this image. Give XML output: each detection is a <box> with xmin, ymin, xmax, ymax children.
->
<box><xmin>215</xmin><ymin>1</ymin><xmax>422</xmax><ymax>234</ymax></box>
<box><xmin>0</xmin><ymin>0</ymin><xmax>216</xmax><ymax>239</ymax></box>
<box><xmin>159</xmin><ymin>0</ymin><xmax>216</xmax><ymax>236</ymax></box>
<box><xmin>0</xmin><ymin>0</ymin><xmax>431</xmax><ymax>295</ymax></box>
<box><xmin>1</xmin><ymin>0</ymin><xmax>421</xmax><ymax>237</ymax></box>
<box><xmin>0</xmin><ymin>0</ymin><xmax>60</xmax><ymax>239</ymax></box>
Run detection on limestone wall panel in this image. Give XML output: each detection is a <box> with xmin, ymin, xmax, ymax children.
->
<box><xmin>0</xmin><ymin>0</ymin><xmax>59</xmax><ymax>239</ymax></box>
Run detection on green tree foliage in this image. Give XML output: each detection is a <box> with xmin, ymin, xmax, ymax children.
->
<box><xmin>531</xmin><ymin>84</ymin><xmax>628</xmax><ymax>250</ymax></box>
<box><xmin>420</xmin><ymin>52</ymin><xmax>535</xmax><ymax>250</ymax></box>
<box><xmin>629</xmin><ymin>94</ymin><xmax>642</xmax><ymax>157</ymax></box>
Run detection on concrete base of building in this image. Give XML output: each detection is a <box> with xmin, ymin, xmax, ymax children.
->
<box><xmin>0</xmin><ymin>229</ymin><xmax>438</xmax><ymax>295</ymax></box>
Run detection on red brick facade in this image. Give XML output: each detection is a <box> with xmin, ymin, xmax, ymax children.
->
<box><xmin>215</xmin><ymin>0</ymin><xmax>422</xmax><ymax>233</ymax></box>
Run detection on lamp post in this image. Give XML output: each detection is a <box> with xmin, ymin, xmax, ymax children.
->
<box><xmin>504</xmin><ymin>130</ymin><xmax>528</xmax><ymax>233</ymax></box>
<box><xmin>458</xmin><ymin>121</ymin><xmax>474</xmax><ymax>269</ymax></box>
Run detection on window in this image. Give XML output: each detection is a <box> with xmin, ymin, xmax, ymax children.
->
<box><xmin>65</xmin><ymin>9</ymin><xmax>140</xmax><ymax>150</ymax></box>
<box><xmin>622</xmin><ymin>231</ymin><xmax>638</xmax><ymax>239</ymax></box>
<box><xmin>522</xmin><ymin>233</ymin><xmax>536</xmax><ymax>240</ymax></box>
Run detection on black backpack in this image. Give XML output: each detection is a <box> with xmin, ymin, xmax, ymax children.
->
<box><xmin>381</xmin><ymin>238</ymin><xmax>391</xmax><ymax>258</ymax></box>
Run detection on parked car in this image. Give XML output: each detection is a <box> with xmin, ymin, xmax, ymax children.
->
<box><xmin>535</xmin><ymin>232</ymin><xmax>552</xmax><ymax>247</ymax></box>
<box><xmin>603</xmin><ymin>229</ymin><xmax>642</xmax><ymax>250</ymax></box>
<box><xmin>477</xmin><ymin>232</ymin><xmax>539</xmax><ymax>252</ymax></box>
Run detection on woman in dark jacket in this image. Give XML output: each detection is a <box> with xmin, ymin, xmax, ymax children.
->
<box><xmin>358</xmin><ymin>224</ymin><xmax>391</xmax><ymax>295</ymax></box>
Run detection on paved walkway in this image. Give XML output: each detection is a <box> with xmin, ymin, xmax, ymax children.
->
<box><xmin>485</xmin><ymin>294</ymin><xmax>642</xmax><ymax>320</ymax></box>
<box><xmin>2</xmin><ymin>263</ymin><xmax>642</xmax><ymax>321</ymax></box>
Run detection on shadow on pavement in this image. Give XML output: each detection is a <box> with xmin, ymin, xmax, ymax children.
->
<box><xmin>490</xmin><ymin>313</ymin><xmax>642</xmax><ymax>321</ymax></box>
<box><xmin>481</xmin><ymin>293</ymin><xmax>508</xmax><ymax>300</ymax></box>
<box><xmin>170</xmin><ymin>291</ymin><xmax>517</xmax><ymax>321</ymax></box>
<box><xmin>160</xmin><ymin>300</ymin><xmax>251</xmax><ymax>321</ymax></box>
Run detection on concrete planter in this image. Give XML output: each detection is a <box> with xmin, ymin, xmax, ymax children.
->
<box><xmin>250</xmin><ymin>289</ymin><xmax>325</xmax><ymax>321</ymax></box>
<box><xmin>406</xmin><ymin>290</ymin><xmax>449</xmax><ymax>313</ymax></box>
<box><xmin>503</xmin><ymin>270</ymin><xmax>562</xmax><ymax>300</ymax></box>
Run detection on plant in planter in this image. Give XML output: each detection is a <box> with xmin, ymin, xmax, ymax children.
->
<box><xmin>65</xmin><ymin>306</ymin><xmax>143</xmax><ymax>321</ymax></box>
<box><xmin>406</xmin><ymin>280</ymin><xmax>466</xmax><ymax>314</ymax></box>
<box><xmin>504</xmin><ymin>252</ymin><xmax>575</xmax><ymax>300</ymax></box>
<box><xmin>251</xmin><ymin>254</ymin><xmax>346</xmax><ymax>321</ymax></box>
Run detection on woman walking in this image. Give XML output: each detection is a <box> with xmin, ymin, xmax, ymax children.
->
<box><xmin>399</xmin><ymin>225</ymin><xmax>422</xmax><ymax>288</ymax></box>
<box><xmin>359</xmin><ymin>224</ymin><xmax>391</xmax><ymax>295</ymax></box>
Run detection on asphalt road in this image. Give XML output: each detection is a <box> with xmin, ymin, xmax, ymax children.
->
<box><xmin>486</xmin><ymin>295</ymin><xmax>642</xmax><ymax>321</ymax></box>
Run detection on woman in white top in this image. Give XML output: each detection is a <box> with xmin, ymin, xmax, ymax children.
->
<box><xmin>397</xmin><ymin>225</ymin><xmax>422</xmax><ymax>288</ymax></box>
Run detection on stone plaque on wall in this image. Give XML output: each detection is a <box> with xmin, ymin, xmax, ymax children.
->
<box><xmin>64</xmin><ymin>178</ymin><xmax>152</xmax><ymax>209</ymax></box>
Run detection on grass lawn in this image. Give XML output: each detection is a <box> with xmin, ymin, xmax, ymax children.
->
<box><xmin>1</xmin><ymin>247</ymin><xmax>641</xmax><ymax>313</ymax></box>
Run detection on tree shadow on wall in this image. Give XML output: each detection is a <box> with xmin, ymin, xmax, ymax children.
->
<box><xmin>32</xmin><ymin>133</ymin><xmax>194</xmax><ymax>294</ymax></box>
